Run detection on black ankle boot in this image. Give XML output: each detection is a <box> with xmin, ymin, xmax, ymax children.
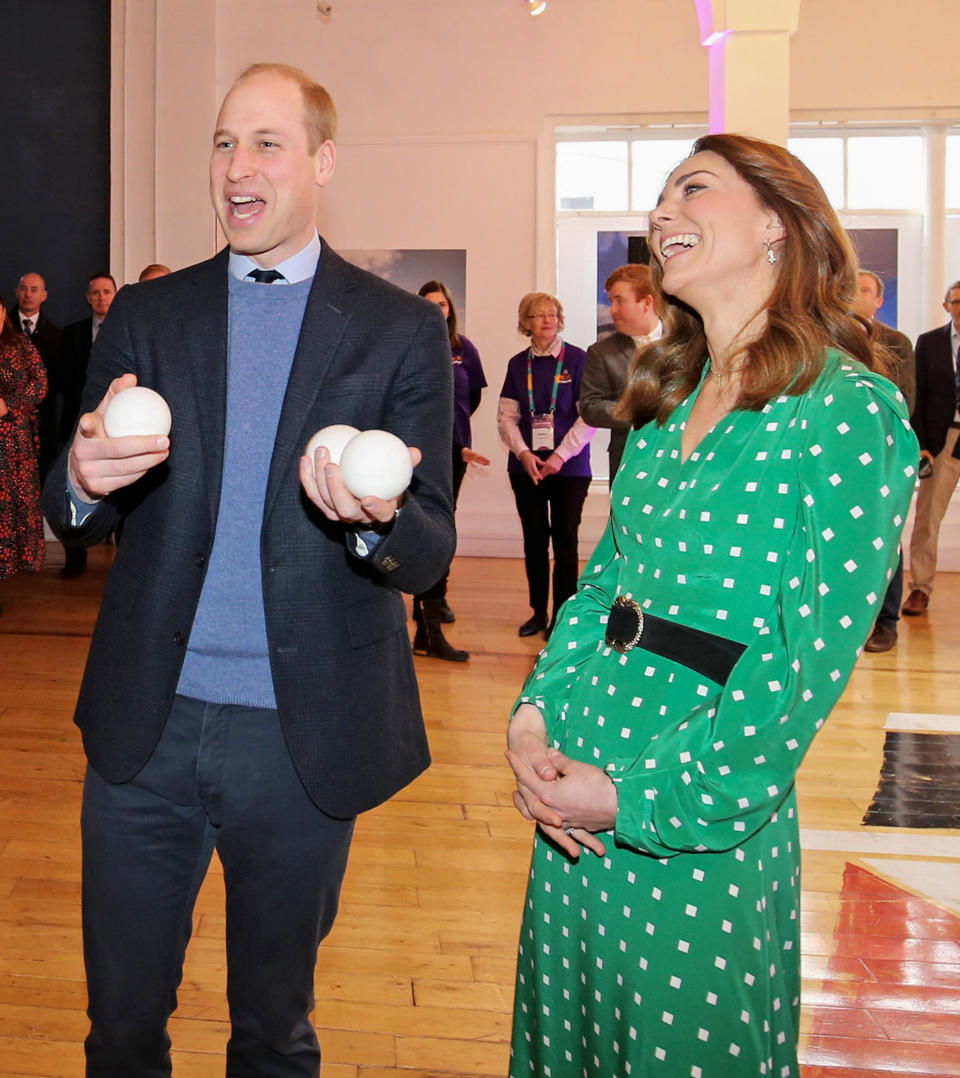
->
<box><xmin>440</xmin><ymin>600</ymin><xmax>456</xmax><ymax>624</ymax></box>
<box><xmin>412</xmin><ymin>598</ymin><xmax>428</xmax><ymax>652</ymax></box>
<box><xmin>415</xmin><ymin>599</ymin><xmax>469</xmax><ymax>661</ymax></box>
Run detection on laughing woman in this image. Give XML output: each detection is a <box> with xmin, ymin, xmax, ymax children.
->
<box><xmin>505</xmin><ymin>134</ymin><xmax>917</xmax><ymax>1078</ymax></box>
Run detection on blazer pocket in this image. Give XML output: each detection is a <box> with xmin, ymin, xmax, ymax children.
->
<box><xmin>345</xmin><ymin>593</ymin><xmax>407</xmax><ymax>649</ymax></box>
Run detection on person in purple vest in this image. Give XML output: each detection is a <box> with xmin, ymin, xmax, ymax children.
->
<box><xmin>411</xmin><ymin>279</ymin><xmax>488</xmax><ymax>661</ymax></box>
<box><xmin>498</xmin><ymin>292</ymin><xmax>595</xmax><ymax>639</ymax></box>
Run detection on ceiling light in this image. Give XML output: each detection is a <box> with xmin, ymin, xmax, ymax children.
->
<box><xmin>528</xmin><ymin>1</ymin><xmax>547</xmax><ymax>15</ymax></box>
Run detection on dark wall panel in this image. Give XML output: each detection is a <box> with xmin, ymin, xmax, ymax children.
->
<box><xmin>1</xmin><ymin>0</ymin><xmax>111</xmax><ymax>328</ymax></box>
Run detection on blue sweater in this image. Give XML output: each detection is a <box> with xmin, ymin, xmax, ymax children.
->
<box><xmin>176</xmin><ymin>274</ymin><xmax>312</xmax><ymax>707</ymax></box>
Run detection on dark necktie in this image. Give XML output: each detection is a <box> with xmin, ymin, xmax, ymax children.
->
<box><xmin>246</xmin><ymin>268</ymin><xmax>285</xmax><ymax>284</ymax></box>
<box><xmin>23</xmin><ymin>318</ymin><xmax>34</xmax><ymax>336</ymax></box>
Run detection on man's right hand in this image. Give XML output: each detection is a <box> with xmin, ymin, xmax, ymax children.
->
<box><xmin>69</xmin><ymin>374</ymin><xmax>171</xmax><ymax>501</ymax></box>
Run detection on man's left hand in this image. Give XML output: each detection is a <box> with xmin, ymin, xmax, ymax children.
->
<box><xmin>299</xmin><ymin>444</ymin><xmax>421</xmax><ymax>525</ymax></box>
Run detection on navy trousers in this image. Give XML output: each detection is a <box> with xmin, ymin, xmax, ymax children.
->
<box><xmin>80</xmin><ymin>695</ymin><xmax>355</xmax><ymax>1077</ymax></box>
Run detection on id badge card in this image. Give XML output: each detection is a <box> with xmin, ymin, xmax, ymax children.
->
<box><xmin>531</xmin><ymin>413</ymin><xmax>554</xmax><ymax>452</ymax></box>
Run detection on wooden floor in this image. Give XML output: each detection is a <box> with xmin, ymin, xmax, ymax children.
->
<box><xmin>1</xmin><ymin>544</ymin><xmax>959</xmax><ymax>1077</ymax></box>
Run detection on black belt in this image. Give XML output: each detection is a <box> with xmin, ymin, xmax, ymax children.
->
<box><xmin>604</xmin><ymin>596</ymin><xmax>746</xmax><ymax>686</ymax></box>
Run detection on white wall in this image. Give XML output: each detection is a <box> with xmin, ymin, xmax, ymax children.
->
<box><xmin>112</xmin><ymin>0</ymin><xmax>960</xmax><ymax>561</ymax></box>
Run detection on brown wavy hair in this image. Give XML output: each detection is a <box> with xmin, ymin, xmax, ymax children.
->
<box><xmin>618</xmin><ymin>133</ymin><xmax>881</xmax><ymax>426</ymax></box>
<box><xmin>418</xmin><ymin>280</ymin><xmax>459</xmax><ymax>351</ymax></box>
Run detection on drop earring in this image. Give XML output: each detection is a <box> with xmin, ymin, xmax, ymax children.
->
<box><xmin>765</xmin><ymin>241</ymin><xmax>778</xmax><ymax>265</ymax></box>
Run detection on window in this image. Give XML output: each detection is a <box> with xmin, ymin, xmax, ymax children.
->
<box><xmin>786</xmin><ymin>137</ymin><xmax>844</xmax><ymax>207</ymax></box>
<box><xmin>556</xmin><ymin>141</ymin><xmax>628</xmax><ymax>211</ymax></box>
<box><xmin>558</xmin><ymin>129</ymin><xmax>935</xmax><ymax>217</ymax></box>
<box><xmin>630</xmin><ymin>139</ymin><xmax>696</xmax><ymax>214</ymax></box>
<box><xmin>846</xmin><ymin>136</ymin><xmax>923</xmax><ymax>210</ymax></box>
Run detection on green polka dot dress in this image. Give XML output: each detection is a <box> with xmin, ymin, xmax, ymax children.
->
<box><xmin>510</xmin><ymin>353</ymin><xmax>917</xmax><ymax>1078</ymax></box>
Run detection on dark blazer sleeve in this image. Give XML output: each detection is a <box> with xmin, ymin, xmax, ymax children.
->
<box><xmin>580</xmin><ymin>335</ymin><xmax>632</xmax><ymax>431</ymax></box>
<box><xmin>43</xmin><ymin>315</ymin><xmax>125</xmax><ymax>545</ymax></box>
<box><xmin>874</xmin><ymin>322</ymin><xmax>915</xmax><ymax>414</ymax></box>
<box><xmin>346</xmin><ymin>298</ymin><xmax>456</xmax><ymax>595</ymax></box>
<box><xmin>911</xmin><ymin>325</ymin><xmax>954</xmax><ymax>456</ymax></box>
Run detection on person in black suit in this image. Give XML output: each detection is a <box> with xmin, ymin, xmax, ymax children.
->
<box><xmin>903</xmin><ymin>280</ymin><xmax>960</xmax><ymax>616</ymax></box>
<box><xmin>43</xmin><ymin>62</ymin><xmax>454</xmax><ymax>1076</ymax></box>
<box><xmin>56</xmin><ymin>273</ymin><xmax>118</xmax><ymax>578</ymax></box>
<box><xmin>11</xmin><ymin>272</ymin><xmax>61</xmax><ymax>478</ymax></box>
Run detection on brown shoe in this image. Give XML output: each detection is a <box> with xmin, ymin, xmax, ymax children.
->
<box><xmin>864</xmin><ymin>622</ymin><xmax>898</xmax><ymax>652</ymax></box>
<box><xmin>901</xmin><ymin>589</ymin><xmax>929</xmax><ymax>616</ymax></box>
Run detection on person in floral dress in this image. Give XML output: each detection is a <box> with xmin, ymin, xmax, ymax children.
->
<box><xmin>0</xmin><ymin>293</ymin><xmax>47</xmax><ymax>603</ymax></box>
<box><xmin>505</xmin><ymin>134</ymin><xmax>918</xmax><ymax>1078</ymax></box>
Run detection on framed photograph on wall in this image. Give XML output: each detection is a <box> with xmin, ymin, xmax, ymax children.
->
<box><xmin>847</xmin><ymin>228</ymin><xmax>900</xmax><ymax>328</ymax></box>
<box><xmin>341</xmin><ymin>249</ymin><xmax>467</xmax><ymax>324</ymax></box>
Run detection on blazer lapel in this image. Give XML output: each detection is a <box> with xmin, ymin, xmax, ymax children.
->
<box><xmin>617</xmin><ymin>333</ymin><xmax>635</xmax><ymax>363</ymax></box>
<box><xmin>263</xmin><ymin>243</ymin><xmax>358</xmax><ymax>521</ymax></box>
<box><xmin>184</xmin><ymin>251</ymin><xmax>230</xmax><ymax>532</ymax></box>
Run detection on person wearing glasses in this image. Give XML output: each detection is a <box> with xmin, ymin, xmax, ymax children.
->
<box><xmin>497</xmin><ymin>292</ymin><xmax>594</xmax><ymax>639</ymax></box>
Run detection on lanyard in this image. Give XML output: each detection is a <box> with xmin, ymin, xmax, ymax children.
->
<box><xmin>526</xmin><ymin>344</ymin><xmax>565</xmax><ymax>415</ymax></box>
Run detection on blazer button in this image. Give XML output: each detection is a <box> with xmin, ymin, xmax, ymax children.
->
<box><xmin>172</xmin><ymin>631</ymin><xmax>186</xmax><ymax>646</ymax></box>
<box><xmin>194</xmin><ymin>552</ymin><xmax>207</xmax><ymax>567</ymax></box>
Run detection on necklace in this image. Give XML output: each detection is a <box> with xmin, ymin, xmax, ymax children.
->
<box><xmin>709</xmin><ymin>359</ymin><xmax>741</xmax><ymax>391</ymax></box>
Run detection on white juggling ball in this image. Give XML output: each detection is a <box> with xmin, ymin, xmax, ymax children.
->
<box><xmin>339</xmin><ymin>429</ymin><xmax>413</xmax><ymax>501</ymax></box>
<box><xmin>103</xmin><ymin>386</ymin><xmax>172</xmax><ymax>438</ymax></box>
<box><xmin>304</xmin><ymin>424</ymin><xmax>360</xmax><ymax>466</ymax></box>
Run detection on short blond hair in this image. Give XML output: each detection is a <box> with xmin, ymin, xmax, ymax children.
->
<box><xmin>235</xmin><ymin>62</ymin><xmax>337</xmax><ymax>151</ymax></box>
<box><xmin>517</xmin><ymin>292</ymin><xmax>565</xmax><ymax>336</ymax></box>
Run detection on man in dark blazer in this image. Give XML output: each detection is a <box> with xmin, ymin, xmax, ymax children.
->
<box><xmin>579</xmin><ymin>263</ymin><xmax>661</xmax><ymax>479</ymax></box>
<box><xmin>853</xmin><ymin>270</ymin><xmax>916</xmax><ymax>651</ymax></box>
<box><xmin>903</xmin><ymin>280</ymin><xmax>960</xmax><ymax>616</ymax></box>
<box><xmin>12</xmin><ymin>271</ymin><xmax>61</xmax><ymax>478</ymax></box>
<box><xmin>56</xmin><ymin>273</ymin><xmax>118</xmax><ymax>578</ymax></box>
<box><xmin>43</xmin><ymin>62</ymin><xmax>454</xmax><ymax>1076</ymax></box>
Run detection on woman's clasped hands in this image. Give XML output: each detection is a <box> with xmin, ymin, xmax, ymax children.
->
<box><xmin>506</xmin><ymin>703</ymin><xmax>619</xmax><ymax>859</ymax></box>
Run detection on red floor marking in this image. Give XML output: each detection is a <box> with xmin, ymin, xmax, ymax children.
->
<box><xmin>801</xmin><ymin>863</ymin><xmax>960</xmax><ymax>1076</ymax></box>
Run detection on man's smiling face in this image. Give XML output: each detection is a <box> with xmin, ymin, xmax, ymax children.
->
<box><xmin>209</xmin><ymin>71</ymin><xmax>335</xmax><ymax>269</ymax></box>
